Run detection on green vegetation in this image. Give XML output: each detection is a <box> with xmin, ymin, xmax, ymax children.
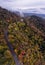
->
<box><xmin>0</xmin><ymin>7</ymin><xmax>45</xmax><ymax>65</ymax></box>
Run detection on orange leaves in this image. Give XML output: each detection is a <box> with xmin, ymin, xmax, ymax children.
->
<box><xmin>18</xmin><ymin>54</ymin><xmax>23</xmax><ymax>60</ymax></box>
<box><xmin>21</xmin><ymin>50</ymin><xmax>26</xmax><ymax>55</ymax></box>
<box><xmin>18</xmin><ymin>50</ymin><xmax>26</xmax><ymax>60</ymax></box>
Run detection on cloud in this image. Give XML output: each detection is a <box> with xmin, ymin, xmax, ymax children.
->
<box><xmin>0</xmin><ymin>0</ymin><xmax>45</xmax><ymax>10</ymax></box>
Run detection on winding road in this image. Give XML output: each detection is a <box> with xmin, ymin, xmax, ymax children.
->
<box><xmin>4</xmin><ymin>29</ymin><xmax>23</xmax><ymax>65</ymax></box>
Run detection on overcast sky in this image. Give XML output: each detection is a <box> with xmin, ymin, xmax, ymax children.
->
<box><xmin>0</xmin><ymin>0</ymin><xmax>45</xmax><ymax>10</ymax></box>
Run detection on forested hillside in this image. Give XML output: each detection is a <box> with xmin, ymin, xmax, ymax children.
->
<box><xmin>0</xmin><ymin>7</ymin><xmax>45</xmax><ymax>65</ymax></box>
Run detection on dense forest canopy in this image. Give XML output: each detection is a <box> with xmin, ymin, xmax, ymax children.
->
<box><xmin>0</xmin><ymin>7</ymin><xmax>45</xmax><ymax>65</ymax></box>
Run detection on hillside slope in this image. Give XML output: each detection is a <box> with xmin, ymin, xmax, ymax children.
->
<box><xmin>0</xmin><ymin>7</ymin><xmax>45</xmax><ymax>65</ymax></box>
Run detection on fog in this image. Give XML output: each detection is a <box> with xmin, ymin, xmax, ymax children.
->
<box><xmin>0</xmin><ymin>0</ymin><xmax>45</xmax><ymax>14</ymax></box>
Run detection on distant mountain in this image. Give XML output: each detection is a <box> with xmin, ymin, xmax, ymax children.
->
<box><xmin>22</xmin><ymin>8</ymin><xmax>45</xmax><ymax>14</ymax></box>
<box><xmin>40</xmin><ymin>8</ymin><xmax>45</xmax><ymax>10</ymax></box>
<box><xmin>23</xmin><ymin>13</ymin><xmax>45</xmax><ymax>18</ymax></box>
<box><xmin>22</xmin><ymin>8</ymin><xmax>45</xmax><ymax>18</ymax></box>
